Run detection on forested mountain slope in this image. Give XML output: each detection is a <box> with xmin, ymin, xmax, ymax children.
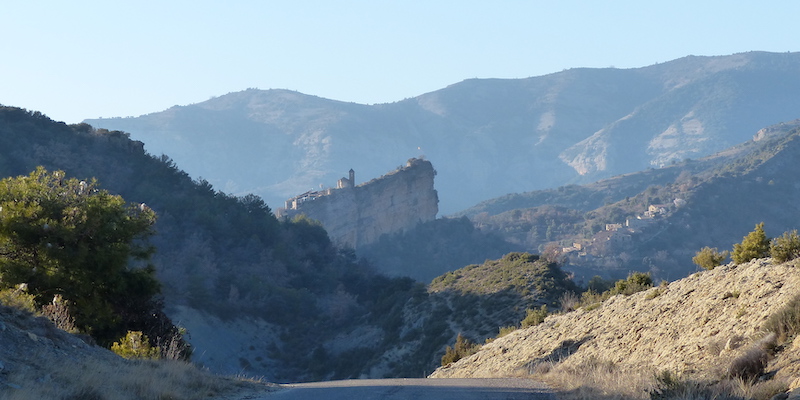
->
<box><xmin>0</xmin><ymin>106</ymin><xmax>416</xmax><ymax>380</ymax></box>
<box><xmin>0</xmin><ymin>106</ymin><xmax>578</xmax><ymax>381</ymax></box>
<box><xmin>86</xmin><ymin>51</ymin><xmax>800</xmax><ymax>214</ymax></box>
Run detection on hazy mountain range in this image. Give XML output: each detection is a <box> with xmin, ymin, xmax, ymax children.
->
<box><xmin>85</xmin><ymin>51</ymin><xmax>800</xmax><ymax>214</ymax></box>
<box><xmin>5</xmin><ymin>50</ymin><xmax>800</xmax><ymax>383</ymax></box>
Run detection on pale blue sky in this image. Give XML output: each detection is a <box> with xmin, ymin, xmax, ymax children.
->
<box><xmin>2</xmin><ymin>1</ymin><xmax>797</xmax><ymax>124</ymax></box>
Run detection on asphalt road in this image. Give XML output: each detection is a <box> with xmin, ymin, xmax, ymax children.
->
<box><xmin>261</xmin><ymin>378</ymin><xmax>555</xmax><ymax>400</ymax></box>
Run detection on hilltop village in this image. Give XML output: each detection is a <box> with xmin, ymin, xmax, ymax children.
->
<box><xmin>562</xmin><ymin>198</ymin><xmax>686</xmax><ymax>262</ymax></box>
<box><xmin>277</xmin><ymin>158</ymin><xmax>439</xmax><ymax>249</ymax></box>
<box><xmin>282</xmin><ymin>169</ymin><xmax>357</xmax><ymax>211</ymax></box>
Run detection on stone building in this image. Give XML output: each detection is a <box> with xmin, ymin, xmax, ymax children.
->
<box><xmin>277</xmin><ymin>158</ymin><xmax>439</xmax><ymax>249</ymax></box>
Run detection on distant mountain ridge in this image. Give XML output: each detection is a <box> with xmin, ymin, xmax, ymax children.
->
<box><xmin>455</xmin><ymin>119</ymin><xmax>800</xmax><ymax>282</ymax></box>
<box><xmin>85</xmin><ymin>51</ymin><xmax>800</xmax><ymax>214</ymax></box>
<box><xmin>457</xmin><ymin>119</ymin><xmax>800</xmax><ymax>219</ymax></box>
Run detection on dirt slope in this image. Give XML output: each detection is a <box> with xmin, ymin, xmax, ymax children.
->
<box><xmin>0</xmin><ymin>304</ymin><xmax>270</xmax><ymax>399</ymax></box>
<box><xmin>431</xmin><ymin>259</ymin><xmax>800</xmax><ymax>382</ymax></box>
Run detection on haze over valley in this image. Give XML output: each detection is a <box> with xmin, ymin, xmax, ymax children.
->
<box><xmin>4</xmin><ymin>3</ymin><xmax>800</xmax><ymax>398</ymax></box>
<box><xmin>85</xmin><ymin>52</ymin><xmax>800</xmax><ymax>214</ymax></box>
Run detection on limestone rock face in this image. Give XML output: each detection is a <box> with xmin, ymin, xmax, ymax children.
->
<box><xmin>278</xmin><ymin>158</ymin><xmax>438</xmax><ymax>249</ymax></box>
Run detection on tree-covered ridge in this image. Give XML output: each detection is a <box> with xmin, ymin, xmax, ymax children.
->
<box><xmin>454</xmin><ymin>167</ymin><xmax>693</xmax><ymax>219</ymax></box>
<box><xmin>369</xmin><ymin>252</ymin><xmax>580</xmax><ymax>377</ymax></box>
<box><xmin>0</xmin><ymin>106</ymin><xmax>425</xmax><ymax>380</ymax></box>
<box><xmin>387</xmin><ymin>252</ymin><xmax>581</xmax><ymax>375</ymax></box>
<box><xmin>457</xmin><ymin>121</ymin><xmax>800</xmax><ymax>221</ymax></box>
<box><xmin>430</xmin><ymin>252</ymin><xmax>578</xmax><ymax>298</ymax></box>
<box><xmin>357</xmin><ymin>217</ymin><xmax>520</xmax><ymax>282</ymax></box>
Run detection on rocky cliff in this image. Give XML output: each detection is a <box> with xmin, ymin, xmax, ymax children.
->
<box><xmin>277</xmin><ymin>158</ymin><xmax>438</xmax><ymax>249</ymax></box>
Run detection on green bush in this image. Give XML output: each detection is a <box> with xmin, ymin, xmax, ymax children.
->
<box><xmin>0</xmin><ymin>284</ymin><xmax>37</xmax><ymax>313</ymax></box>
<box><xmin>770</xmin><ymin>229</ymin><xmax>800</xmax><ymax>263</ymax></box>
<box><xmin>0</xmin><ymin>167</ymin><xmax>160</xmax><ymax>346</ymax></box>
<box><xmin>609</xmin><ymin>272</ymin><xmax>653</xmax><ymax>296</ymax></box>
<box><xmin>111</xmin><ymin>331</ymin><xmax>161</xmax><ymax>360</ymax></box>
<box><xmin>586</xmin><ymin>276</ymin><xmax>614</xmax><ymax>293</ymax></box>
<box><xmin>692</xmin><ymin>247</ymin><xmax>728</xmax><ymax>270</ymax></box>
<box><xmin>497</xmin><ymin>325</ymin><xmax>517</xmax><ymax>338</ymax></box>
<box><xmin>577</xmin><ymin>273</ymin><xmax>654</xmax><ymax>311</ymax></box>
<box><xmin>579</xmin><ymin>290</ymin><xmax>605</xmax><ymax>311</ymax></box>
<box><xmin>732</xmin><ymin>222</ymin><xmax>771</xmax><ymax>264</ymax></box>
<box><xmin>521</xmin><ymin>305</ymin><xmax>548</xmax><ymax>328</ymax></box>
<box><xmin>645</xmin><ymin>288</ymin><xmax>664</xmax><ymax>300</ymax></box>
<box><xmin>441</xmin><ymin>333</ymin><xmax>480</xmax><ymax>366</ymax></box>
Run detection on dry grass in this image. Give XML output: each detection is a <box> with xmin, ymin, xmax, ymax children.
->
<box><xmin>531</xmin><ymin>356</ymin><xmax>788</xmax><ymax>400</ymax></box>
<box><xmin>0</xmin><ymin>301</ymin><xmax>275</xmax><ymax>400</ymax></box>
<box><xmin>533</xmin><ymin>357</ymin><xmax>652</xmax><ymax>400</ymax></box>
<box><xmin>0</xmin><ymin>351</ymin><xmax>272</xmax><ymax>400</ymax></box>
<box><xmin>763</xmin><ymin>293</ymin><xmax>800</xmax><ymax>343</ymax></box>
<box><xmin>559</xmin><ymin>292</ymin><xmax>580</xmax><ymax>313</ymax></box>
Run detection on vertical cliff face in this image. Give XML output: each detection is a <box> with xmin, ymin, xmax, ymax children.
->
<box><xmin>278</xmin><ymin>158</ymin><xmax>438</xmax><ymax>249</ymax></box>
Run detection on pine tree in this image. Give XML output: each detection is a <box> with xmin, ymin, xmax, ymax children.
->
<box><xmin>0</xmin><ymin>167</ymin><xmax>159</xmax><ymax>345</ymax></box>
<box><xmin>732</xmin><ymin>222</ymin><xmax>771</xmax><ymax>264</ymax></box>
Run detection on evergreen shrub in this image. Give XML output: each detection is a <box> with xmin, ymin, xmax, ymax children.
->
<box><xmin>732</xmin><ymin>223</ymin><xmax>770</xmax><ymax>264</ymax></box>
<box><xmin>521</xmin><ymin>305</ymin><xmax>548</xmax><ymax>328</ymax></box>
<box><xmin>111</xmin><ymin>331</ymin><xmax>161</xmax><ymax>360</ymax></box>
<box><xmin>770</xmin><ymin>229</ymin><xmax>800</xmax><ymax>263</ymax></box>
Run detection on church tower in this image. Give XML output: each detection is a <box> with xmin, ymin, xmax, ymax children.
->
<box><xmin>337</xmin><ymin>168</ymin><xmax>356</xmax><ymax>189</ymax></box>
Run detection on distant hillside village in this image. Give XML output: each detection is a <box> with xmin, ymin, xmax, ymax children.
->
<box><xmin>562</xmin><ymin>198</ymin><xmax>687</xmax><ymax>261</ymax></box>
<box><xmin>277</xmin><ymin>158</ymin><xmax>439</xmax><ymax>249</ymax></box>
<box><xmin>282</xmin><ymin>169</ymin><xmax>357</xmax><ymax>211</ymax></box>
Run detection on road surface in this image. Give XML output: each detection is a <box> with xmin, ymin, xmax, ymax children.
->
<box><xmin>256</xmin><ymin>378</ymin><xmax>555</xmax><ymax>400</ymax></box>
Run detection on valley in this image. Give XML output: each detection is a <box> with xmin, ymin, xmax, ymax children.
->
<box><xmin>4</xmin><ymin>51</ymin><xmax>800</xmax><ymax>400</ymax></box>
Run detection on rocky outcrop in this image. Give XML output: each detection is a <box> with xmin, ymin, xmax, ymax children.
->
<box><xmin>278</xmin><ymin>158</ymin><xmax>438</xmax><ymax>249</ymax></box>
<box><xmin>430</xmin><ymin>258</ymin><xmax>800</xmax><ymax>380</ymax></box>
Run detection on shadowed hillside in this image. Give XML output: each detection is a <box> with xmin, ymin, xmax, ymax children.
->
<box><xmin>0</xmin><ymin>105</ymin><xmax>579</xmax><ymax>382</ymax></box>
<box><xmin>0</xmin><ymin>106</ymin><xmax>420</xmax><ymax>381</ymax></box>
